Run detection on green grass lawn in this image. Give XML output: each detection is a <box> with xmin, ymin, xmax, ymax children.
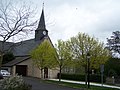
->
<box><xmin>45</xmin><ymin>80</ymin><xmax>119</xmax><ymax>90</ymax></box>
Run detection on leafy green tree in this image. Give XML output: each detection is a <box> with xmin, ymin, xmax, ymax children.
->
<box><xmin>67</xmin><ymin>32</ymin><xmax>110</xmax><ymax>84</ymax></box>
<box><xmin>30</xmin><ymin>39</ymin><xmax>57</xmax><ymax>79</ymax></box>
<box><xmin>107</xmin><ymin>31</ymin><xmax>120</xmax><ymax>57</ymax></box>
<box><xmin>55</xmin><ymin>40</ymin><xmax>74</xmax><ymax>81</ymax></box>
<box><xmin>68</xmin><ymin>32</ymin><xmax>110</xmax><ymax>69</ymax></box>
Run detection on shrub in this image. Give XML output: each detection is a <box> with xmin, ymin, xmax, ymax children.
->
<box><xmin>105</xmin><ymin>58</ymin><xmax>120</xmax><ymax>77</ymax></box>
<box><xmin>90</xmin><ymin>74</ymin><xmax>106</xmax><ymax>83</ymax></box>
<box><xmin>58</xmin><ymin>73</ymin><xmax>106</xmax><ymax>83</ymax></box>
<box><xmin>58</xmin><ymin>73</ymin><xmax>85</xmax><ymax>81</ymax></box>
<box><xmin>0</xmin><ymin>74</ymin><xmax>32</xmax><ymax>90</ymax></box>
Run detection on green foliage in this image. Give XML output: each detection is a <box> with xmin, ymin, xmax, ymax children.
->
<box><xmin>105</xmin><ymin>58</ymin><xmax>120</xmax><ymax>77</ymax></box>
<box><xmin>58</xmin><ymin>73</ymin><xmax>85</xmax><ymax>81</ymax></box>
<box><xmin>55</xmin><ymin>33</ymin><xmax>110</xmax><ymax>81</ymax></box>
<box><xmin>58</xmin><ymin>73</ymin><xmax>106</xmax><ymax>83</ymax></box>
<box><xmin>89</xmin><ymin>74</ymin><xmax>106</xmax><ymax>83</ymax></box>
<box><xmin>30</xmin><ymin>39</ymin><xmax>58</xmax><ymax>79</ymax></box>
<box><xmin>55</xmin><ymin>40</ymin><xmax>75</xmax><ymax>81</ymax></box>
<box><xmin>2</xmin><ymin>52</ymin><xmax>15</xmax><ymax>64</ymax></box>
<box><xmin>55</xmin><ymin>40</ymin><xmax>74</xmax><ymax>68</ymax></box>
<box><xmin>68</xmin><ymin>32</ymin><xmax>110</xmax><ymax>69</ymax></box>
<box><xmin>0</xmin><ymin>74</ymin><xmax>31</xmax><ymax>90</ymax></box>
<box><xmin>30</xmin><ymin>39</ymin><xmax>57</xmax><ymax>69</ymax></box>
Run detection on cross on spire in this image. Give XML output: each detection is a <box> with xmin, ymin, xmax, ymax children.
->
<box><xmin>42</xmin><ymin>2</ymin><xmax>44</xmax><ymax>10</ymax></box>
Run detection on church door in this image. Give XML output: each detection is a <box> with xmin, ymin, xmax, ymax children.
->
<box><xmin>44</xmin><ymin>67</ymin><xmax>48</xmax><ymax>78</ymax></box>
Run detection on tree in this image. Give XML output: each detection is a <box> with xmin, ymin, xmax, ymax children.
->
<box><xmin>30</xmin><ymin>39</ymin><xmax>57</xmax><ymax>79</ymax></box>
<box><xmin>107</xmin><ymin>31</ymin><xmax>120</xmax><ymax>57</ymax></box>
<box><xmin>55</xmin><ymin>40</ymin><xmax>74</xmax><ymax>81</ymax></box>
<box><xmin>105</xmin><ymin>57</ymin><xmax>120</xmax><ymax>77</ymax></box>
<box><xmin>68</xmin><ymin>33</ymin><xmax>110</xmax><ymax>69</ymax></box>
<box><xmin>0</xmin><ymin>1</ymin><xmax>37</xmax><ymax>67</ymax></box>
<box><xmin>2</xmin><ymin>52</ymin><xmax>15</xmax><ymax>64</ymax></box>
<box><xmin>67</xmin><ymin>32</ymin><xmax>110</xmax><ymax>84</ymax></box>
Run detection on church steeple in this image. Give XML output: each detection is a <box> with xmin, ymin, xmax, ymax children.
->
<box><xmin>38</xmin><ymin>8</ymin><xmax>46</xmax><ymax>29</ymax></box>
<box><xmin>35</xmin><ymin>3</ymin><xmax>48</xmax><ymax>41</ymax></box>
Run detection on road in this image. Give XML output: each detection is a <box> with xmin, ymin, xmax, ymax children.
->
<box><xmin>24</xmin><ymin>77</ymin><xmax>81</xmax><ymax>90</ymax></box>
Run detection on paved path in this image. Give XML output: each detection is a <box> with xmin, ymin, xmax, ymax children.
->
<box><xmin>50</xmin><ymin>79</ymin><xmax>120</xmax><ymax>89</ymax></box>
<box><xmin>24</xmin><ymin>77</ymin><xmax>81</xmax><ymax>90</ymax></box>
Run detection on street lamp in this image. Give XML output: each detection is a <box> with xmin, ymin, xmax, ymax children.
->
<box><xmin>87</xmin><ymin>52</ymin><xmax>90</xmax><ymax>88</ymax></box>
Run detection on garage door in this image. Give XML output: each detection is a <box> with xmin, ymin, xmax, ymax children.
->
<box><xmin>16</xmin><ymin>65</ymin><xmax>27</xmax><ymax>76</ymax></box>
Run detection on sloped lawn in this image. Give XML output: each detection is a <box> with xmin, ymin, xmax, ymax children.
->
<box><xmin>45</xmin><ymin>80</ymin><xmax>119</xmax><ymax>90</ymax></box>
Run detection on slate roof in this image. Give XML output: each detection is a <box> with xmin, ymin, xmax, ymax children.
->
<box><xmin>12</xmin><ymin>36</ymin><xmax>51</xmax><ymax>56</ymax></box>
<box><xmin>12</xmin><ymin>38</ymin><xmax>43</xmax><ymax>56</ymax></box>
<box><xmin>2</xmin><ymin>56</ymin><xmax>30</xmax><ymax>67</ymax></box>
<box><xmin>0</xmin><ymin>37</ymin><xmax>45</xmax><ymax>56</ymax></box>
<box><xmin>0</xmin><ymin>41</ymin><xmax>14</xmax><ymax>52</ymax></box>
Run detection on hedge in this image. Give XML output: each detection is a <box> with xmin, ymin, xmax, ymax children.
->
<box><xmin>57</xmin><ymin>73</ymin><xmax>106</xmax><ymax>83</ymax></box>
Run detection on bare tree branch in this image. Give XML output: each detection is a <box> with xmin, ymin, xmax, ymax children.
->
<box><xmin>0</xmin><ymin>0</ymin><xmax>38</xmax><ymax>67</ymax></box>
<box><xmin>0</xmin><ymin>1</ymin><xmax>37</xmax><ymax>43</ymax></box>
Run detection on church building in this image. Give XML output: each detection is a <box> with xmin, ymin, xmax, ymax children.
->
<box><xmin>2</xmin><ymin>7</ymin><xmax>59</xmax><ymax>79</ymax></box>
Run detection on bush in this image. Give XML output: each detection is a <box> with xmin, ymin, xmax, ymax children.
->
<box><xmin>90</xmin><ymin>74</ymin><xmax>106</xmax><ymax>83</ymax></box>
<box><xmin>58</xmin><ymin>73</ymin><xmax>85</xmax><ymax>81</ymax></box>
<box><xmin>0</xmin><ymin>74</ymin><xmax>32</xmax><ymax>90</ymax></box>
<box><xmin>58</xmin><ymin>73</ymin><xmax>106</xmax><ymax>83</ymax></box>
<box><xmin>105</xmin><ymin>58</ymin><xmax>120</xmax><ymax>77</ymax></box>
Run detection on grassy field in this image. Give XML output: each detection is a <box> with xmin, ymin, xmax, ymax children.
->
<box><xmin>45</xmin><ymin>80</ymin><xmax>119</xmax><ymax>90</ymax></box>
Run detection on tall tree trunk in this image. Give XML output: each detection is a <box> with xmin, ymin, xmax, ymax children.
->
<box><xmin>59</xmin><ymin>65</ymin><xmax>62</xmax><ymax>82</ymax></box>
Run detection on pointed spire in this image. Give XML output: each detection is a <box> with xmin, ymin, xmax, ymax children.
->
<box><xmin>38</xmin><ymin>2</ymin><xmax>46</xmax><ymax>29</ymax></box>
<box><xmin>42</xmin><ymin>2</ymin><xmax>44</xmax><ymax>10</ymax></box>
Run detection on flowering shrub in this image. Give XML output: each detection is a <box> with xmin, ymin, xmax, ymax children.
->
<box><xmin>0</xmin><ymin>74</ymin><xmax>32</xmax><ymax>90</ymax></box>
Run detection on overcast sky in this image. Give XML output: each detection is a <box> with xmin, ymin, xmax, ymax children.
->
<box><xmin>10</xmin><ymin>0</ymin><xmax>120</xmax><ymax>44</ymax></box>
